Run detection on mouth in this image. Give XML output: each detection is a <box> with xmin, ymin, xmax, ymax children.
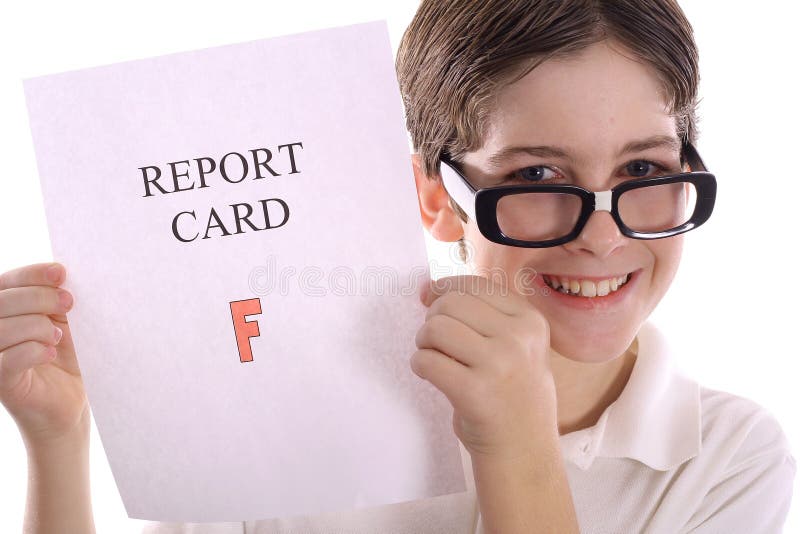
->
<box><xmin>541</xmin><ymin>272</ymin><xmax>633</xmax><ymax>298</ymax></box>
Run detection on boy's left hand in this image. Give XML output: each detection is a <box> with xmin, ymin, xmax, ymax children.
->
<box><xmin>413</xmin><ymin>274</ymin><xmax>559</xmax><ymax>462</ymax></box>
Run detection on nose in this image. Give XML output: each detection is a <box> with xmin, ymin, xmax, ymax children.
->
<box><xmin>563</xmin><ymin>210</ymin><xmax>626</xmax><ymax>259</ymax></box>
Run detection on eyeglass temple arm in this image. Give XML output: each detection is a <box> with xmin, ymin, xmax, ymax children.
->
<box><xmin>683</xmin><ymin>141</ymin><xmax>708</xmax><ymax>172</ymax></box>
<box><xmin>438</xmin><ymin>157</ymin><xmax>478</xmax><ymax>222</ymax></box>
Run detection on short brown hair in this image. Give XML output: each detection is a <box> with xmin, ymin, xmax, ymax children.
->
<box><xmin>396</xmin><ymin>0</ymin><xmax>700</xmax><ymax>181</ymax></box>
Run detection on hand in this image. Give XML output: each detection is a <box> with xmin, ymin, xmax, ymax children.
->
<box><xmin>412</xmin><ymin>274</ymin><xmax>559</xmax><ymax>461</ymax></box>
<box><xmin>0</xmin><ymin>262</ymin><xmax>88</xmax><ymax>446</ymax></box>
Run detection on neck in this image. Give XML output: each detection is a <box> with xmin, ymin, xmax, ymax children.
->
<box><xmin>550</xmin><ymin>338</ymin><xmax>639</xmax><ymax>436</ymax></box>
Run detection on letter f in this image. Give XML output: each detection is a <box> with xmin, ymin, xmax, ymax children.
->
<box><xmin>230</xmin><ymin>298</ymin><xmax>262</xmax><ymax>363</ymax></box>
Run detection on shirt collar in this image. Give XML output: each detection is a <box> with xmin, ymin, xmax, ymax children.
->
<box><xmin>559</xmin><ymin>320</ymin><xmax>702</xmax><ymax>471</ymax></box>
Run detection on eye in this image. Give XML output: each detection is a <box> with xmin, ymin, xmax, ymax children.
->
<box><xmin>625</xmin><ymin>160</ymin><xmax>663</xmax><ymax>178</ymax></box>
<box><xmin>513</xmin><ymin>166</ymin><xmax>559</xmax><ymax>183</ymax></box>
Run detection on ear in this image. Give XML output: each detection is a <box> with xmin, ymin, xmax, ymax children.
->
<box><xmin>411</xmin><ymin>153</ymin><xmax>465</xmax><ymax>242</ymax></box>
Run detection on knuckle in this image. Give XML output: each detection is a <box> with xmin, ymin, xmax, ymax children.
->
<box><xmin>491</xmin><ymin>335</ymin><xmax>529</xmax><ymax>373</ymax></box>
<box><xmin>505</xmin><ymin>317</ymin><xmax>529</xmax><ymax>342</ymax></box>
<box><xmin>414</xmin><ymin>326</ymin><xmax>425</xmax><ymax>348</ymax></box>
<box><xmin>427</xmin><ymin>291</ymin><xmax>455</xmax><ymax>317</ymax></box>
<box><xmin>482</xmin><ymin>338</ymin><xmax>506</xmax><ymax>370</ymax></box>
<box><xmin>494</xmin><ymin>350</ymin><xmax>516</xmax><ymax>377</ymax></box>
<box><xmin>426</xmin><ymin>313</ymin><xmax>450</xmax><ymax>331</ymax></box>
<box><xmin>42</xmin><ymin>287</ymin><xmax>60</xmax><ymax>311</ymax></box>
<box><xmin>37</xmin><ymin>315</ymin><xmax>56</xmax><ymax>340</ymax></box>
<box><xmin>416</xmin><ymin>315</ymin><xmax>446</xmax><ymax>347</ymax></box>
<box><xmin>415</xmin><ymin>321</ymin><xmax>432</xmax><ymax>347</ymax></box>
<box><xmin>410</xmin><ymin>349</ymin><xmax>431</xmax><ymax>376</ymax></box>
<box><xmin>425</xmin><ymin>296</ymin><xmax>444</xmax><ymax>319</ymax></box>
<box><xmin>443</xmin><ymin>290</ymin><xmax>468</xmax><ymax>311</ymax></box>
<box><xmin>513</xmin><ymin>335</ymin><xmax>535</xmax><ymax>361</ymax></box>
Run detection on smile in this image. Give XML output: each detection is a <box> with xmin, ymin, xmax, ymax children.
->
<box><xmin>542</xmin><ymin>273</ymin><xmax>633</xmax><ymax>298</ymax></box>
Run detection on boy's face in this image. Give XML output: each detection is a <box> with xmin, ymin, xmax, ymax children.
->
<box><xmin>417</xmin><ymin>39</ymin><xmax>685</xmax><ymax>363</ymax></box>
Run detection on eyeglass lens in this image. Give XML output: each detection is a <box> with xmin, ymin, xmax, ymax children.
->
<box><xmin>495</xmin><ymin>181</ymin><xmax>699</xmax><ymax>241</ymax></box>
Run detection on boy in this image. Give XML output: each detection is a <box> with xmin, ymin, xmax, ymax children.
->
<box><xmin>0</xmin><ymin>0</ymin><xmax>794</xmax><ymax>532</ymax></box>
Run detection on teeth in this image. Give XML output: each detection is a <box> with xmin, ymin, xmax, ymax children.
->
<box><xmin>543</xmin><ymin>272</ymin><xmax>632</xmax><ymax>297</ymax></box>
<box><xmin>580</xmin><ymin>280</ymin><xmax>596</xmax><ymax>297</ymax></box>
<box><xmin>569</xmin><ymin>280</ymin><xmax>580</xmax><ymax>295</ymax></box>
<box><xmin>597</xmin><ymin>279</ymin><xmax>610</xmax><ymax>297</ymax></box>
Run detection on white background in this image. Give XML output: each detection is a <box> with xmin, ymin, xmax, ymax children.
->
<box><xmin>1</xmin><ymin>1</ymin><xmax>797</xmax><ymax>532</ymax></box>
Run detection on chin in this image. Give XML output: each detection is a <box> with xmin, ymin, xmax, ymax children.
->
<box><xmin>549</xmin><ymin>323</ymin><xmax>639</xmax><ymax>363</ymax></box>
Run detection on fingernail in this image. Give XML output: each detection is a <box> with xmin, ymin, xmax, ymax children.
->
<box><xmin>58</xmin><ymin>290</ymin><xmax>73</xmax><ymax>309</ymax></box>
<box><xmin>46</xmin><ymin>264</ymin><xmax>61</xmax><ymax>283</ymax></box>
<box><xmin>54</xmin><ymin>326</ymin><xmax>63</xmax><ymax>344</ymax></box>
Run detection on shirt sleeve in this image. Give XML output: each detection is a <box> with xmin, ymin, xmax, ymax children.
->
<box><xmin>682</xmin><ymin>411</ymin><xmax>796</xmax><ymax>533</ymax></box>
<box><xmin>140</xmin><ymin>521</ymin><xmax>245</xmax><ymax>534</ymax></box>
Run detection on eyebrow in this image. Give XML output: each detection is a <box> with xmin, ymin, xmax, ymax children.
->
<box><xmin>486</xmin><ymin>135</ymin><xmax>682</xmax><ymax>169</ymax></box>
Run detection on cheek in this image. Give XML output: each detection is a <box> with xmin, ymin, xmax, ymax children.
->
<box><xmin>465</xmin><ymin>225</ymin><xmax>514</xmax><ymax>267</ymax></box>
<box><xmin>466</xmin><ymin>225</ymin><xmax>549</xmax><ymax>285</ymax></box>
<box><xmin>464</xmin><ymin>225</ymin><xmax>494</xmax><ymax>262</ymax></box>
<box><xmin>649</xmin><ymin>235</ymin><xmax>684</xmax><ymax>288</ymax></box>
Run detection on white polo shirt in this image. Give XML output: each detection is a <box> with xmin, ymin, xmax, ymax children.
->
<box><xmin>142</xmin><ymin>321</ymin><xmax>796</xmax><ymax>533</ymax></box>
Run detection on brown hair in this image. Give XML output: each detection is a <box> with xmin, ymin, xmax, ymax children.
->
<box><xmin>395</xmin><ymin>0</ymin><xmax>700</xmax><ymax>183</ymax></box>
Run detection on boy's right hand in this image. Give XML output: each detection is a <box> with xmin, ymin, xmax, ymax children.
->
<box><xmin>0</xmin><ymin>262</ymin><xmax>88</xmax><ymax>447</ymax></box>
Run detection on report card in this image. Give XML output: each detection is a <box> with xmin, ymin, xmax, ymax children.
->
<box><xmin>23</xmin><ymin>21</ymin><xmax>466</xmax><ymax>522</ymax></box>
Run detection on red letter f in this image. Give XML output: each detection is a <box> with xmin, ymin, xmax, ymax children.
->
<box><xmin>230</xmin><ymin>298</ymin><xmax>262</xmax><ymax>363</ymax></box>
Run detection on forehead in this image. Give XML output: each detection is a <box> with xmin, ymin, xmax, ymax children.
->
<box><xmin>474</xmin><ymin>40</ymin><xmax>677</xmax><ymax>164</ymax></box>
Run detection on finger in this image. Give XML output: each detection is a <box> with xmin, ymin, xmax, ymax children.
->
<box><xmin>0</xmin><ymin>341</ymin><xmax>56</xmax><ymax>393</ymax></box>
<box><xmin>419</xmin><ymin>271</ymin><xmax>431</xmax><ymax>305</ymax></box>
<box><xmin>410</xmin><ymin>347</ymin><xmax>477</xmax><ymax>409</ymax></box>
<box><xmin>0</xmin><ymin>286</ymin><xmax>73</xmax><ymax>320</ymax></box>
<box><xmin>422</xmin><ymin>275</ymin><xmax>521</xmax><ymax>316</ymax></box>
<box><xmin>0</xmin><ymin>262</ymin><xmax>65</xmax><ymax>291</ymax></box>
<box><xmin>415</xmin><ymin>313</ymin><xmax>488</xmax><ymax>367</ymax></box>
<box><xmin>0</xmin><ymin>314</ymin><xmax>63</xmax><ymax>353</ymax></box>
<box><xmin>425</xmin><ymin>291</ymin><xmax>510</xmax><ymax>338</ymax></box>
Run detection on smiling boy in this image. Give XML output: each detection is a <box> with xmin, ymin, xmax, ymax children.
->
<box><xmin>400</xmin><ymin>0</ymin><xmax>794</xmax><ymax>532</ymax></box>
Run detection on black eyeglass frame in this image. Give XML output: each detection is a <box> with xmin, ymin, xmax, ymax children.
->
<box><xmin>438</xmin><ymin>141</ymin><xmax>717</xmax><ymax>248</ymax></box>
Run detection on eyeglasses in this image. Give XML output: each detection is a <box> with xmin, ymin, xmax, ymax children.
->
<box><xmin>438</xmin><ymin>142</ymin><xmax>717</xmax><ymax>248</ymax></box>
